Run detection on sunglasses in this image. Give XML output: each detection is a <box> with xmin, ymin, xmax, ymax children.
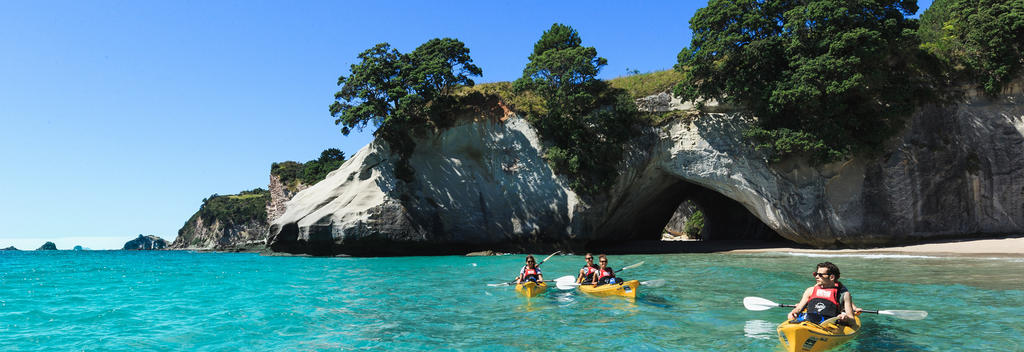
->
<box><xmin>599</xmin><ymin>260</ymin><xmax>607</xmax><ymax>263</ymax></box>
<box><xmin>585</xmin><ymin>257</ymin><xmax>593</xmax><ymax>260</ymax></box>
<box><xmin>812</xmin><ymin>272</ymin><xmax>832</xmax><ymax>277</ymax></box>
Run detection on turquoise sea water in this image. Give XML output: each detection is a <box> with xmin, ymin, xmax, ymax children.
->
<box><xmin>1</xmin><ymin>250</ymin><xmax>1022</xmax><ymax>351</ymax></box>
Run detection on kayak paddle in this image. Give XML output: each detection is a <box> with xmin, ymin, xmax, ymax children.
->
<box><xmin>554</xmin><ymin>277</ymin><xmax>663</xmax><ymax>290</ymax></box>
<box><xmin>640</xmin><ymin>279</ymin><xmax>666</xmax><ymax>288</ymax></box>
<box><xmin>487</xmin><ymin>250</ymin><xmax>561</xmax><ymax>287</ymax></box>
<box><xmin>743</xmin><ymin>296</ymin><xmax>928</xmax><ymax>320</ymax></box>
<box><xmin>554</xmin><ymin>261</ymin><xmax>646</xmax><ymax>290</ymax></box>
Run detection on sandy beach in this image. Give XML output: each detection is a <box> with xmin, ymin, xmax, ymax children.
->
<box><xmin>725</xmin><ymin>236</ymin><xmax>1024</xmax><ymax>258</ymax></box>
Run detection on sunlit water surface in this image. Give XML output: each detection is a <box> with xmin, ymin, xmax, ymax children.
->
<box><xmin>1</xmin><ymin>250</ymin><xmax>1021</xmax><ymax>351</ymax></box>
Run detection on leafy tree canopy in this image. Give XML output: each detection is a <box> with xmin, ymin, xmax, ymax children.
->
<box><xmin>675</xmin><ymin>0</ymin><xmax>940</xmax><ymax>162</ymax></box>
<box><xmin>515</xmin><ymin>24</ymin><xmax>608</xmax><ymax>112</ymax></box>
<box><xmin>920</xmin><ymin>0</ymin><xmax>1024</xmax><ymax>95</ymax></box>
<box><xmin>513</xmin><ymin>23</ymin><xmax>637</xmax><ymax>193</ymax></box>
<box><xmin>330</xmin><ymin>38</ymin><xmax>482</xmax><ymax>136</ymax></box>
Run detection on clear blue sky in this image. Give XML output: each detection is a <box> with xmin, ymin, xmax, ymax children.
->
<box><xmin>0</xmin><ymin>1</ymin><xmax>933</xmax><ymax>250</ymax></box>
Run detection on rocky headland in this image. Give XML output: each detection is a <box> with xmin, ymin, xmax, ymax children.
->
<box><xmin>266</xmin><ymin>82</ymin><xmax>1024</xmax><ymax>256</ymax></box>
<box><xmin>170</xmin><ymin>161</ymin><xmax>323</xmax><ymax>251</ymax></box>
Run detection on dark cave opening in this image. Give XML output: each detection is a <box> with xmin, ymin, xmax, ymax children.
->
<box><xmin>589</xmin><ymin>180</ymin><xmax>788</xmax><ymax>254</ymax></box>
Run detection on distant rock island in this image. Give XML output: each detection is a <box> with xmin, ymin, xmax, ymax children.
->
<box><xmin>37</xmin><ymin>242</ymin><xmax>57</xmax><ymax>250</ymax></box>
<box><xmin>123</xmin><ymin>235</ymin><xmax>168</xmax><ymax>250</ymax></box>
<box><xmin>73</xmin><ymin>245</ymin><xmax>86</xmax><ymax>251</ymax></box>
<box><xmin>2</xmin><ymin>246</ymin><xmax>19</xmax><ymax>251</ymax></box>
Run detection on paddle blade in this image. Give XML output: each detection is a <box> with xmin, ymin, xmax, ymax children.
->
<box><xmin>554</xmin><ymin>275</ymin><xmax>579</xmax><ymax>290</ymax></box>
<box><xmin>743</xmin><ymin>296</ymin><xmax>780</xmax><ymax>311</ymax></box>
<box><xmin>879</xmin><ymin>310</ymin><xmax>928</xmax><ymax>320</ymax></box>
<box><xmin>487</xmin><ymin>282</ymin><xmax>513</xmax><ymax>287</ymax></box>
<box><xmin>620</xmin><ymin>261</ymin><xmax>645</xmax><ymax>272</ymax></box>
<box><xmin>553</xmin><ymin>275</ymin><xmax>575</xmax><ymax>283</ymax></box>
<box><xmin>640</xmin><ymin>279</ymin><xmax>665</xmax><ymax>288</ymax></box>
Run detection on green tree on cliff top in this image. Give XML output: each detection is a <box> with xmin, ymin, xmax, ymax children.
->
<box><xmin>514</xmin><ymin>23</ymin><xmax>636</xmax><ymax>193</ymax></box>
<box><xmin>675</xmin><ymin>0</ymin><xmax>940</xmax><ymax>162</ymax></box>
<box><xmin>330</xmin><ymin>38</ymin><xmax>482</xmax><ymax>137</ymax></box>
<box><xmin>515</xmin><ymin>23</ymin><xmax>608</xmax><ymax>126</ymax></box>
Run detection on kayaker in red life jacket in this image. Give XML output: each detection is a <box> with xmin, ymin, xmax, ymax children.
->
<box><xmin>593</xmin><ymin>254</ymin><xmax>619</xmax><ymax>286</ymax></box>
<box><xmin>788</xmin><ymin>262</ymin><xmax>862</xmax><ymax>325</ymax></box>
<box><xmin>576</xmin><ymin>253</ymin><xmax>599</xmax><ymax>284</ymax></box>
<box><xmin>515</xmin><ymin>255</ymin><xmax>544</xmax><ymax>284</ymax></box>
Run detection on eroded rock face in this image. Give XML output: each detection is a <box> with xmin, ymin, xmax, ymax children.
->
<box><xmin>267</xmin><ymin>86</ymin><xmax>1024</xmax><ymax>254</ymax></box>
<box><xmin>267</xmin><ymin>174</ymin><xmax>309</xmax><ymax>223</ymax></box>
<box><xmin>170</xmin><ymin>216</ymin><xmax>266</xmax><ymax>250</ymax></box>
<box><xmin>267</xmin><ymin>117</ymin><xmax>578</xmax><ymax>255</ymax></box>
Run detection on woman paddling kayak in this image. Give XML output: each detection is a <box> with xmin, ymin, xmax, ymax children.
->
<box><xmin>593</xmin><ymin>254</ymin><xmax>621</xmax><ymax>286</ymax></box>
<box><xmin>576</xmin><ymin>253</ymin><xmax>599</xmax><ymax>284</ymax></box>
<box><xmin>515</xmin><ymin>255</ymin><xmax>544</xmax><ymax>284</ymax></box>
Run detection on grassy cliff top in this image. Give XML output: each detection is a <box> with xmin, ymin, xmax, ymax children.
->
<box><xmin>608</xmin><ymin>70</ymin><xmax>686</xmax><ymax>98</ymax></box>
<box><xmin>459</xmin><ymin>69</ymin><xmax>686</xmax><ymax>119</ymax></box>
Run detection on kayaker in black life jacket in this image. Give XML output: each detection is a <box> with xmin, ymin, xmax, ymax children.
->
<box><xmin>515</xmin><ymin>255</ymin><xmax>544</xmax><ymax>284</ymax></box>
<box><xmin>788</xmin><ymin>262</ymin><xmax>860</xmax><ymax>325</ymax></box>
<box><xmin>576</xmin><ymin>253</ymin><xmax>599</xmax><ymax>284</ymax></box>
<box><xmin>593</xmin><ymin>254</ymin><xmax>619</xmax><ymax>286</ymax></box>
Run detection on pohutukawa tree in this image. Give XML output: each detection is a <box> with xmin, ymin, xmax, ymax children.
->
<box><xmin>330</xmin><ymin>38</ymin><xmax>482</xmax><ymax>137</ymax></box>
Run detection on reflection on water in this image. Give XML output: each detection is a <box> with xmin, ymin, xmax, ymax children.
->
<box><xmin>748</xmin><ymin>252</ymin><xmax>1024</xmax><ymax>291</ymax></box>
<box><xmin>744</xmin><ymin>319</ymin><xmax>776</xmax><ymax>340</ymax></box>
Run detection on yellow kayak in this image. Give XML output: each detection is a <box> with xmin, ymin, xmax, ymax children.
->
<box><xmin>777</xmin><ymin>315</ymin><xmax>861</xmax><ymax>352</ymax></box>
<box><xmin>578</xmin><ymin>280</ymin><xmax>639</xmax><ymax>298</ymax></box>
<box><xmin>514</xmin><ymin>282</ymin><xmax>547</xmax><ymax>297</ymax></box>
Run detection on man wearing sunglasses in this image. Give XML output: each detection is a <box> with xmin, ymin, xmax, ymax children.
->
<box><xmin>576</xmin><ymin>253</ymin><xmax>599</xmax><ymax>284</ymax></box>
<box><xmin>787</xmin><ymin>262</ymin><xmax>858</xmax><ymax>325</ymax></box>
<box><xmin>593</xmin><ymin>254</ymin><xmax>619</xmax><ymax>286</ymax></box>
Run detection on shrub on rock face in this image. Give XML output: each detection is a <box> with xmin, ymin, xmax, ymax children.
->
<box><xmin>684</xmin><ymin>210</ymin><xmax>705</xmax><ymax>240</ymax></box>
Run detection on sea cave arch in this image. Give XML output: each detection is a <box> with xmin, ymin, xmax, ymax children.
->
<box><xmin>593</xmin><ymin>178</ymin><xmax>785</xmax><ymax>249</ymax></box>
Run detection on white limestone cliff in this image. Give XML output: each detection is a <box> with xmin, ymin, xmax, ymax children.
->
<box><xmin>267</xmin><ymin>84</ymin><xmax>1024</xmax><ymax>255</ymax></box>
